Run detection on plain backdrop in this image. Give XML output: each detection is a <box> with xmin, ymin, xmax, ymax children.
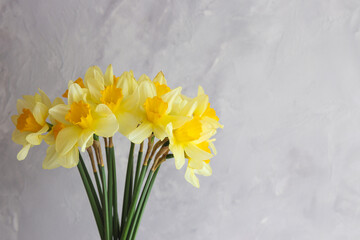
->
<box><xmin>2</xmin><ymin>0</ymin><xmax>360</xmax><ymax>239</ymax></box>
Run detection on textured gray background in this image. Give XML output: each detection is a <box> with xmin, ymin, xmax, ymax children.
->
<box><xmin>2</xmin><ymin>0</ymin><xmax>360</xmax><ymax>239</ymax></box>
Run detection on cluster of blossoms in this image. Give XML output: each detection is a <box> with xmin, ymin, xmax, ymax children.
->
<box><xmin>12</xmin><ymin>65</ymin><xmax>223</xmax><ymax>187</ymax></box>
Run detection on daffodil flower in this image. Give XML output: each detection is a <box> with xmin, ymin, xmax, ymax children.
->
<box><xmin>185</xmin><ymin>141</ymin><xmax>214</xmax><ymax>188</ymax></box>
<box><xmin>48</xmin><ymin>81</ymin><xmax>118</xmax><ymax>165</ymax></box>
<box><xmin>11</xmin><ymin>89</ymin><xmax>51</xmax><ymax>160</ymax></box>
<box><xmin>42</xmin><ymin>97</ymin><xmax>79</xmax><ymax>169</ymax></box>
<box><xmin>127</xmin><ymin>77</ymin><xmax>188</xmax><ymax>144</ymax></box>
<box><xmin>83</xmin><ymin>65</ymin><xmax>140</xmax><ymax>136</ymax></box>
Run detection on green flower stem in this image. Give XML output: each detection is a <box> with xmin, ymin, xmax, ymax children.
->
<box><xmin>134</xmin><ymin>143</ymin><xmax>143</xmax><ymax>191</ymax></box>
<box><xmin>94</xmin><ymin>171</ymin><xmax>103</xmax><ymax>201</ymax></box>
<box><xmin>120</xmin><ymin>142</ymin><xmax>135</xmax><ymax>233</ymax></box>
<box><xmin>110</xmin><ymin>144</ymin><xmax>120</xmax><ymax>238</ymax></box>
<box><xmin>77</xmin><ymin>154</ymin><xmax>104</xmax><ymax>239</ymax></box>
<box><xmin>106</xmin><ymin>147</ymin><xmax>113</xmax><ymax>239</ymax></box>
<box><xmin>100</xmin><ymin>165</ymin><xmax>111</xmax><ymax>240</ymax></box>
<box><xmin>130</xmin><ymin>166</ymin><xmax>161</xmax><ymax>240</ymax></box>
<box><xmin>120</xmin><ymin>161</ymin><xmax>150</xmax><ymax>240</ymax></box>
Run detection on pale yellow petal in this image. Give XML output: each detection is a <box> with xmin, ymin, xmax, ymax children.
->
<box><xmin>194</xmin><ymin>94</ymin><xmax>208</xmax><ymax>117</ymax></box>
<box><xmin>180</xmin><ymin>99</ymin><xmax>198</xmax><ymax>117</ymax></box>
<box><xmin>128</xmin><ymin>122</ymin><xmax>153</xmax><ymax>144</ymax></box>
<box><xmin>162</xmin><ymin>87</ymin><xmax>181</xmax><ymax>114</ymax></box>
<box><xmin>104</xmin><ymin>64</ymin><xmax>114</xmax><ymax>86</ymax></box>
<box><xmin>188</xmin><ymin>158</ymin><xmax>203</xmax><ymax>169</ymax></box>
<box><xmin>49</xmin><ymin>104</ymin><xmax>70</xmax><ymax>124</ymax></box>
<box><xmin>161</xmin><ymin>115</ymin><xmax>190</xmax><ymax>129</ymax></box>
<box><xmin>194</xmin><ymin>162</ymin><xmax>212</xmax><ymax>176</ymax></box>
<box><xmin>62</xmin><ymin>146</ymin><xmax>79</xmax><ymax>168</ymax></box>
<box><xmin>153</xmin><ymin>71</ymin><xmax>167</xmax><ymax>85</ymax></box>
<box><xmin>38</xmin><ymin>88</ymin><xmax>51</xmax><ymax>107</ymax></box>
<box><xmin>17</xmin><ymin>144</ymin><xmax>31</xmax><ymax>160</ymax></box>
<box><xmin>184</xmin><ymin>143</ymin><xmax>213</xmax><ymax>161</ymax></box>
<box><xmin>116</xmin><ymin>71</ymin><xmax>138</xmax><ymax>95</ymax></box>
<box><xmin>84</xmin><ymin>66</ymin><xmax>104</xmax><ymax>101</ymax></box>
<box><xmin>25</xmin><ymin>125</ymin><xmax>49</xmax><ymax>145</ymax></box>
<box><xmin>79</xmin><ymin>129</ymin><xmax>94</xmax><ymax>152</ymax></box>
<box><xmin>153</xmin><ymin>125</ymin><xmax>167</xmax><ymax>140</ymax></box>
<box><xmin>137</xmin><ymin>81</ymin><xmax>156</xmax><ymax>106</ymax></box>
<box><xmin>185</xmin><ymin>167</ymin><xmax>200</xmax><ymax>188</ymax></box>
<box><xmin>12</xmin><ymin>129</ymin><xmax>28</xmax><ymax>145</ymax></box>
<box><xmin>56</xmin><ymin>126</ymin><xmax>82</xmax><ymax>155</ymax></box>
<box><xmin>170</xmin><ymin>143</ymin><xmax>185</xmax><ymax>169</ymax></box>
<box><xmin>68</xmin><ymin>82</ymin><xmax>87</xmax><ymax>105</ymax></box>
<box><xmin>11</xmin><ymin>115</ymin><xmax>18</xmax><ymax>126</ymax></box>
<box><xmin>138</xmin><ymin>74</ymin><xmax>151</xmax><ymax>83</ymax></box>
<box><xmin>32</xmin><ymin>102</ymin><xmax>48</xmax><ymax>126</ymax></box>
<box><xmin>43</xmin><ymin>145</ymin><xmax>62</xmax><ymax>169</ymax></box>
<box><xmin>117</xmin><ymin>112</ymin><xmax>141</xmax><ymax>136</ymax></box>
<box><xmin>92</xmin><ymin>113</ymin><xmax>118</xmax><ymax>137</ymax></box>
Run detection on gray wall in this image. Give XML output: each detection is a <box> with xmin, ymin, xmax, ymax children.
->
<box><xmin>2</xmin><ymin>0</ymin><xmax>360</xmax><ymax>239</ymax></box>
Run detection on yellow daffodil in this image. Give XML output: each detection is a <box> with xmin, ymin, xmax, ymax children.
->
<box><xmin>185</xmin><ymin>141</ymin><xmax>214</xmax><ymax>188</ymax></box>
<box><xmin>83</xmin><ymin>65</ymin><xmax>140</xmax><ymax>136</ymax></box>
<box><xmin>48</xmin><ymin>81</ymin><xmax>118</xmax><ymax>166</ymax></box>
<box><xmin>128</xmin><ymin>75</ymin><xmax>188</xmax><ymax>144</ymax></box>
<box><xmin>11</xmin><ymin>89</ymin><xmax>51</xmax><ymax>160</ymax></box>
<box><xmin>42</xmin><ymin>97</ymin><xmax>80</xmax><ymax>169</ymax></box>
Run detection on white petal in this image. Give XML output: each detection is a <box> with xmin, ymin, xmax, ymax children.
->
<box><xmin>128</xmin><ymin>122</ymin><xmax>153</xmax><ymax>144</ymax></box>
<box><xmin>17</xmin><ymin>144</ymin><xmax>31</xmax><ymax>160</ymax></box>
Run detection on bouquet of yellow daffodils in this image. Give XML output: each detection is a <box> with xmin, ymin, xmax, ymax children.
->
<box><xmin>11</xmin><ymin>65</ymin><xmax>223</xmax><ymax>240</ymax></box>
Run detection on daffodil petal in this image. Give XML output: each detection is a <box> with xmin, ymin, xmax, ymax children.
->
<box><xmin>12</xmin><ymin>129</ymin><xmax>28</xmax><ymax>145</ymax></box>
<box><xmin>17</xmin><ymin>144</ymin><xmax>31</xmax><ymax>160</ymax></box>
<box><xmin>49</xmin><ymin>104</ymin><xmax>70</xmax><ymax>124</ymax></box>
<box><xmin>25</xmin><ymin>125</ymin><xmax>49</xmax><ymax>145</ymax></box>
<box><xmin>79</xmin><ymin>129</ymin><xmax>94</xmax><ymax>152</ymax></box>
<box><xmin>184</xmin><ymin>143</ymin><xmax>213</xmax><ymax>161</ymax></box>
<box><xmin>153</xmin><ymin>71</ymin><xmax>167</xmax><ymax>85</ymax></box>
<box><xmin>117</xmin><ymin>112</ymin><xmax>141</xmax><ymax>136</ymax></box>
<box><xmin>170</xmin><ymin>143</ymin><xmax>185</xmax><ymax>169</ymax></box>
<box><xmin>56</xmin><ymin>126</ymin><xmax>81</xmax><ymax>155</ymax></box>
<box><xmin>38</xmin><ymin>88</ymin><xmax>52</xmax><ymax>107</ymax></box>
<box><xmin>43</xmin><ymin>145</ymin><xmax>62</xmax><ymax>169</ymax></box>
<box><xmin>153</xmin><ymin>125</ymin><xmax>167</xmax><ymax>140</ymax></box>
<box><xmin>62</xmin><ymin>146</ymin><xmax>79</xmax><ymax>168</ymax></box>
<box><xmin>68</xmin><ymin>82</ymin><xmax>87</xmax><ymax>105</ymax></box>
<box><xmin>194</xmin><ymin>162</ymin><xmax>212</xmax><ymax>176</ymax></box>
<box><xmin>162</xmin><ymin>87</ymin><xmax>181</xmax><ymax>114</ymax></box>
<box><xmin>92</xmin><ymin>114</ymin><xmax>118</xmax><ymax>137</ymax></box>
<box><xmin>128</xmin><ymin>122</ymin><xmax>153</xmax><ymax>144</ymax></box>
<box><xmin>84</xmin><ymin>66</ymin><xmax>104</xmax><ymax>101</ymax></box>
<box><xmin>188</xmin><ymin>158</ymin><xmax>203</xmax><ymax>169</ymax></box>
<box><xmin>185</xmin><ymin>167</ymin><xmax>200</xmax><ymax>188</ymax></box>
<box><xmin>104</xmin><ymin>64</ymin><xmax>114</xmax><ymax>86</ymax></box>
<box><xmin>32</xmin><ymin>102</ymin><xmax>48</xmax><ymax>126</ymax></box>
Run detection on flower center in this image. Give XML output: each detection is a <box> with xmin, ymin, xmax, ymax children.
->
<box><xmin>173</xmin><ymin>117</ymin><xmax>202</xmax><ymax>143</ymax></box>
<box><xmin>100</xmin><ymin>84</ymin><xmax>123</xmax><ymax>113</ymax></box>
<box><xmin>16</xmin><ymin>108</ymin><xmax>43</xmax><ymax>132</ymax></box>
<box><xmin>154</xmin><ymin>82</ymin><xmax>171</xmax><ymax>96</ymax></box>
<box><xmin>144</xmin><ymin>96</ymin><xmax>168</xmax><ymax>123</ymax></box>
<box><xmin>65</xmin><ymin>101</ymin><xmax>93</xmax><ymax>129</ymax></box>
<box><xmin>62</xmin><ymin>78</ymin><xmax>85</xmax><ymax>98</ymax></box>
<box><xmin>53</xmin><ymin>121</ymin><xmax>66</xmax><ymax>139</ymax></box>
